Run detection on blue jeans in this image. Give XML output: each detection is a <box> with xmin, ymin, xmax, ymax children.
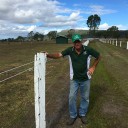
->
<box><xmin>69</xmin><ymin>80</ymin><xmax>90</xmax><ymax>118</ymax></box>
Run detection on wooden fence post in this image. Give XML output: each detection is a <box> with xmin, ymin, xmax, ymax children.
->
<box><xmin>34</xmin><ymin>53</ymin><xmax>46</xmax><ymax>128</ymax></box>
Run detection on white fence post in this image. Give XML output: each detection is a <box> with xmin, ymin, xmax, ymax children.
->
<box><xmin>113</xmin><ymin>40</ymin><xmax>114</xmax><ymax>45</ymax></box>
<box><xmin>34</xmin><ymin>53</ymin><xmax>46</xmax><ymax>128</ymax></box>
<box><xmin>110</xmin><ymin>40</ymin><xmax>111</xmax><ymax>44</ymax></box>
<box><xmin>127</xmin><ymin>41</ymin><xmax>128</xmax><ymax>50</ymax></box>
<box><xmin>120</xmin><ymin>41</ymin><xmax>122</xmax><ymax>47</ymax></box>
<box><xmin>116</xmin><ymin>40</ymin><xmax>117</xmax><ymax>46</ymax></box>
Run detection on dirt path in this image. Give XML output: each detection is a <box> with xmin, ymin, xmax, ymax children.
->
<box><xmin>53</xmin><ymin>41</ymin><xmax>128</xmax><ymax>128</ymax></box>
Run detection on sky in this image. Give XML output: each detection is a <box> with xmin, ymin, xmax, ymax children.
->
<box><xmin>0</xmin><ymin>0</ymin><xmax>128</xmax><ymax>39</ymax></box>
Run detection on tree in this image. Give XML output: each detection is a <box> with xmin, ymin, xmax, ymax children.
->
<box><xmin>124</xmin><ymin>30</ymin><xmax>128</xmax><ymax>38</ymax></box>
<box><xmin>47</xmin><ymin>31</ymin><xmax>57</xmax><ymax>40</ymax></box>
<box><xmin>87</xmin><ymin>14</ymin><xmax>101</xmax><ymax>35</ymax></box>
<box><xmin>7</xmin><ymin>38</ymin><xmax>15</xmax><ymax>42</ymax></box>
<box><xmin>107</xmin><ymin>26</ymin><xmax>120</xmax><ymax>38</ymax></box>
<box><xmin>33</xmin><ymin>32</ymin><xmax>44</xmax><ymax>41</ymax></box>
<box><xmin>27</xmin><ymin>31</ymin><xmax>34</xmax><ymax>41</ymax></box>
<box><xmin>16</xmin><ymin>36</ymin><xmax>24</xmax><ymax>42</ymax></box>
<box><xmin>107</xmin><ymin>26</ymin><xmax>118</xmax><ymax>31</ymax></box>
<box><xmin>95</xmin><ymin>30</ymin><xmax>109</xmax><ymax>39</ymax></box>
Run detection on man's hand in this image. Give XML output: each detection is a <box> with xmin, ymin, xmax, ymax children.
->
<box><xmin>88</xmin><ymin>55</ymin><xmax>101</xmax><ymax>76</ymax></box>
<box><xmin>88</xmin><ymin>66</ymin><xmax>95</xmax><ymax>75</ymax></box>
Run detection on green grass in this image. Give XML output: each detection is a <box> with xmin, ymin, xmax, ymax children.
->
<box><xmin>86</xmin><ymin>42</ymin><xmax>128</xmax><ymax>128</ymax></box>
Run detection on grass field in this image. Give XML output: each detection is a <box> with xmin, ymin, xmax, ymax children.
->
<box><xmin>0</xmin><ymin>41</ymin><xmax>71</xmax><ymax>128</ymax></box>
<box><xmin>0</xmin><ymin>40</ymin><xmax>128</xmax><ymax>128</ymax></box>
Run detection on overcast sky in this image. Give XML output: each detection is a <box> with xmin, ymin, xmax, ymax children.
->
<box><xmin>0</xmin><ymin>0</ymin><xmax>128</xmax><ymax>39</ymax></box>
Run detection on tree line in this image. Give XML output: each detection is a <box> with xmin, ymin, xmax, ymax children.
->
<box><xmin>1</xmin><ymin>14</ymin><xmax>128</xmax><ymax>42</ymax></box>
<box><xmin>0</xmin><ymin>31</ymin><xmax>57</xmax><ymax>42</ymax></box>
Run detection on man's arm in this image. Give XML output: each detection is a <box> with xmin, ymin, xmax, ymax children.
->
<box><xmin>88</xmin><ymin>55</ymin><xmax>101</xmax><ymax>75</ymax></box>
<box><xmin>47</xmin><ymin>53</ymin><xmax>63</xmax><ymax>59</ymax></box>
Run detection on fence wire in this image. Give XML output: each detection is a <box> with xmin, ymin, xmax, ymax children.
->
<box><xmin>0</xmin><ymin>56</ymin><xmax>69</xmax><ymax>128</ymax></box>
<box><xmin>0</xmin><ymin>59</ymin><xmax>35</xmax><ymax>128</ymax></box>
<box><xmin>0</xmin><ymin>67</ymin><xmax>33</xmax><ymax>83</ymax></box>
<box><xmin>0</xmin><ymin>61</ymin><xmax>34</xmax><ymax>75</ymax></box>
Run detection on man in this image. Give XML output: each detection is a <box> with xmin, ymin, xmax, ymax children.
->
<box><xmin>46</xmin><ymin>34</ymin><xmax>101</xmax><ymax>125</ymax></box>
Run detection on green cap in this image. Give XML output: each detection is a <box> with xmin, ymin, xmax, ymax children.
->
<box><xmin>72</xmin><ymin>34</ymin><xmax>82</xmax><ymax>43</ymax></box>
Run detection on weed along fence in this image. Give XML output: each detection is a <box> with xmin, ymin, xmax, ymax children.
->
<box><xmin>99</xmin><ymin>38</ymin><xmax>128</xmax><ymax>50</ymax></box>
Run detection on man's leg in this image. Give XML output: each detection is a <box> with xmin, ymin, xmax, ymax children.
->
<box><xmin>79</xmin><ymin>80</ymin><xmax>90</xmax><ymax>117</ymax></box>
<box><xmin>69</xmin><ymin>80</ymin><xmax>79</xmax><ymax>118</ymax></box>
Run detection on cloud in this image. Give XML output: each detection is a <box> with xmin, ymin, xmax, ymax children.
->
<box><xmin>99</xmin><ymin>23</ymin><xmax>110</xmax><ymax>30</ymax></box>
<box><xmin>0</xmin><ymin>0</ymin><xmax>70</xmax><ymax>24</ymax></box>
<box><xmin>69</xmin><ymin>12</ymin><xmax>80</xmax><ymax>20</ymax></box>
<box><xmin>75</xmin><ymin>27</ymin><xmax>89</xmax><ymax>30</ymax></box>
<box><xmin>99</xmin><ymin>23</ymin><xmax>128</xmax><ymax>30</ymax></box>
<box><xmin>116</xmin><ymin>24</ymin><xmax>128</xmax><ymax>30</ymax></box>
<box><xmin>84</xmin><ymin>5</ymin><xmax>117</xmax><ymax>15</ymax></box>
<box><xmin>42</xmin><ymin>11</ymin><xmax>81</xmax><ymax>27</ymax></box>
<box><xmin>0</xmin><ymin>0</ymin><xmax>83</xmax><ymax>38</ymax></box>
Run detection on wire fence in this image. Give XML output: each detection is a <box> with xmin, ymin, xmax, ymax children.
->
<box><xmin>0</xmin><ymin>61</ymin><xmax>34</xmax><ymax>75</ymax></box>
<box><xmin>99</xmin><ymin>39</ymin><xmax>128</xmax><ymax>49</ymax></box>
<box><xmin>0</xmin><ymin>60</ymin><xmax>35</xmax><ymax>127</ymax></box>
<box><xmin>0</xmin><ymin>56</ymin><xmax>69</xmax><ymax>128</ymax></box>
<box><xmin>0</xmin><ymin>67</ymin><xmax>33</xmax><ymax>83</ymax></box>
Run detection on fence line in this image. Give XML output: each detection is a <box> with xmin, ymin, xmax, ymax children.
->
<box><xmin>1</xmin><ymin>66</ymin><xmax>36</xmax><ymax>128</ymax></box>
<box><xmin>0</xmin><ymin>58</ymin><xmax>55</xmax><ymax>84</ymax></box>
<box><xmin>0</xmin><ymin>61</ymin><xmax>34</xmax><ymax>75</ymax></box>
<box><xmin>1</xmin><ymin>50</ymin><xmax>56</xmax><ymax>128</ymax></box>
<box><xmin>99</xmin><ymin>39</ymin><xmax>128</xmax><ymax>50</ymax></box>
<box><xmin>0</xmin><ymin>67</ymin><xmax>33</xmax><ymax>83</ymax></box>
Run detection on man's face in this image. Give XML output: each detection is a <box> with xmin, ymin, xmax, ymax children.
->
<box><xmin>73</xmin><ymin>40</ymin><xmax>82</xmax><ymax>50</ymax></box>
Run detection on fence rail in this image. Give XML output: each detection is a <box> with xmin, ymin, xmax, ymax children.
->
<box><xmin>99</xmin><ymin>38</ymin><xmax>128</xmax><ymax>50</ymax></box>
